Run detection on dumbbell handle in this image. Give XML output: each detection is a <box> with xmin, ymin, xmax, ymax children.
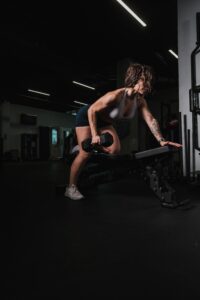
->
<box><xmin>82</xmin><ymin>132</ymin><xmax>113</xmax><ymax>152</ymax></box>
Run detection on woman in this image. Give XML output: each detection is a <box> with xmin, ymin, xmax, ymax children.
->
<box><xmin>64</xmin><ymin>63</ymin><xmax>182</xmax><ymax>200</ymax></box>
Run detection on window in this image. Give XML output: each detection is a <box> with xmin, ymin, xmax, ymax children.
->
<box><xmin>52</xmin><ymin>128</ymin><xmax>58</xmax><ymax>145</ymax></box>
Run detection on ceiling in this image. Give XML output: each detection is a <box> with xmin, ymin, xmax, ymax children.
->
<box><xmin>1</xmin><ymin>0</ymin><xmax>178</xmax><ymax>112</ymax></box>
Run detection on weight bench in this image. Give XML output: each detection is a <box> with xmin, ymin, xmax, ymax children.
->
<box><xmin>57</xmin><ymin>146</ymin><xmax>190</xmax><ymax>208</ymax></box>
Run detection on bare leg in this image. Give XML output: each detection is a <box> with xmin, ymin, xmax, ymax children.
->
<box><xmin>68</xmin><ymin>126</ymin><xmax>92</xmax><ymax>186</ymax></box>
<box><xmin>68</xmin><ymin>125</ymin><xmax>121</xmax><ymax>186</ymax></box>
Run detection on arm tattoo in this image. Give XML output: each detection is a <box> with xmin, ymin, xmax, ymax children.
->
<box><xmin>148</xmin><ymin>118</ymin><xmax>163</xmax><ymax>141</ymax></box>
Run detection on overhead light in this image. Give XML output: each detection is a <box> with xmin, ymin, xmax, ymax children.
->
<box><xmin>72</xmin><ymin>80</ymin><xmax>95</xmax><ymax>90</ymax></box>
<box><xmin>115</xmin><ymin>0</ymin><xmax>147</xmax><ymax>27</ymax></box>
<box><xmin>28</xmin><ymin>89</ymin><xmax>50</xmax><ymax>96</ymax></box>
<box><xmin>168</xmin><ymin>49</ymin><xmax>178</xmax><ymax>59</ymax></box>
<box><xmin>74</xmin><ymin>100</ymin><xmax>88</xmax><ymax>106</ymax></box>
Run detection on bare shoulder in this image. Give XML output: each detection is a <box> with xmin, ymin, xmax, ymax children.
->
<box><xmin>91</xmin><ymin>88</ymin><xmax>125</xmax><ymax>111</ymax></box>
<box><xmin>106</xmin><ymin>87</ymin><xmax>125</xmax><ymax>99</ymax></box>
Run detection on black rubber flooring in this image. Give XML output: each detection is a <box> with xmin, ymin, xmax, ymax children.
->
<box><xmin>1</xmin><ymin>160</ymin><xmax>200</xmax><ymax>299</ymax></box>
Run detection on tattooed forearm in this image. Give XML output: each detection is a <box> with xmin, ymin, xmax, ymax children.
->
<box><xmin>148</xmin><ymin>118</ymin><xmax>163</xmax><ymax>141</ymax></box>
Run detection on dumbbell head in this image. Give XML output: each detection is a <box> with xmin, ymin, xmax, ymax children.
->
<box><xmin>81</xmin><ymin>137</ymin><xmax>93</xmax><ymax>152</ymax></box>
<box><xmin>100</xmin><ymin>132</ymin><xmax>113</xmax><ymax>147</ymax></box>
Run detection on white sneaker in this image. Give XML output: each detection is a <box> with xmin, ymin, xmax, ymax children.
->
<box><xmin>64</xmin><ymin>184</ymin><xmax>84</xmax><ymax>200</ymax></box>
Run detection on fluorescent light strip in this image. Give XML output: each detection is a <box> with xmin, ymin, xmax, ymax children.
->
<box><xmin>116</xmin><ymin>0</ymin><xmax>147</xmax><ymax>27</ymax></box>
<box><xmin>168</xmin><ymin>49</ymin><xmax>178</xmax><ymax>59</ymax></box>
<box><xmin>28</xmin><ymin>89</ymin><xmax>50</xmax><ymax>96</ymax></box>
<box><xmin>74</xmin><ymin>100</ymin><xmax>88</xmax><ymax>106</ymax></box>
<box><xmin>72</xmin><ymin>81</ymin><xmax>95</xmax><ymax>90</ymax></box>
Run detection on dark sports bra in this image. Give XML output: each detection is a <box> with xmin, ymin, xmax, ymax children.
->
<box><xmin>109</xmin><ymin>90</ymin><xmax>138</xmax><ymax>120</ymax></box>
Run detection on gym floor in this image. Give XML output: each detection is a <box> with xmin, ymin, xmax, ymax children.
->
<box><xmin>2</xmin><ymin>160</ymin><xmax>200</xmax><ymax>299</ymax></box>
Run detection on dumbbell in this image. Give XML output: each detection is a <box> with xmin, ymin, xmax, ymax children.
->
<box><xmin>81</xmin><ymin>132</ymin><xmax>113</xmax><ymax>152</ymax></box>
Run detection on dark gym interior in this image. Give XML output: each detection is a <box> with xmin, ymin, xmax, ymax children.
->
<box><xmin>1</xmin><ymin>1</ymin><xmax>200</xmax><ymax>298</ymax></box>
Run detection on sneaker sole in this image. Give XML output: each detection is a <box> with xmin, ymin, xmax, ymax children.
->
<box><xmin>64</xmin><ymin>193</ymin><xmax>84</xmax><ymax>200</ymax></box>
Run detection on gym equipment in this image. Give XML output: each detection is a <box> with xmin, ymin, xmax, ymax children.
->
<box><xmin>56</xmin><ymin>145</ymin><xmax>190</xmax><ymax>209</ymax></box>
<box><xmin>81</xmin><ymin>132</ymin><xmax>113</xmax><ymax>152</ymax></box>
<box><xmin>78</xmin><ymin>146</ymin><xmax>190</xmax><ymax>208</ymax></box>
<box><xmin>189</xmin><ymin>12</ymin><xmax>200</xmax><ymax>183</ymax></box>
<box><xmin>133</xmin><ymin>146</ymin><xmax>190</xmax><ymax>208</ymax></box>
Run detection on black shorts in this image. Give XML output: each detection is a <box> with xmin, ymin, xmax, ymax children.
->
<box><xmin>75</xmin><ymin>105</ymin><xmax>112</xmax><ymax>128</ymax></box>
